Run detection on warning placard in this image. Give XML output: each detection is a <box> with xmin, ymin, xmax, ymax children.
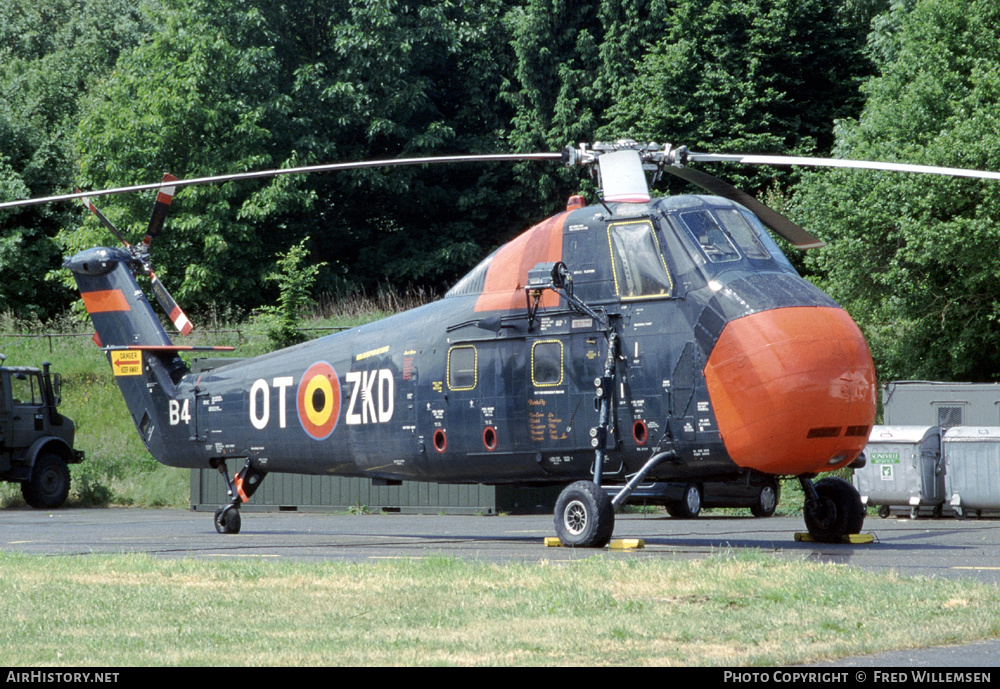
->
<box><xmin>111</xmin><ymin>350</ymin><xmax>143</xmax><ymax>376</ymax></box>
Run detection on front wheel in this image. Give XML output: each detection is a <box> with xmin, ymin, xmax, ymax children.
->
<box><xmin>21</xmin><ymin>454</ymin><xmax>70</xmax><ymax>509</ymax></box>
<box><xmin>554</xmin><ymin>481</ymin><xmax>615</xmax><ymax>548</ymax></box>
<box><xmin>803</xmin><ymin>477</ymin><xmax>865</xmax><ymax>543</ymax></box>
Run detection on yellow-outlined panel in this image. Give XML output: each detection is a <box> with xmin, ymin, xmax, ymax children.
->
<box><xmin>606</xmin><ymin>219</ymin><xmax>673</xmax><ymax>300</ymax></box>
<box><xmin>531</xmin><ymin>340</ymin><xmax>564</xmax><ymax>387</ymax></box>
<box><xmin>447</xmin><ymin>345</ymin><xmax>477</xmax><ymax>391</ymax></box>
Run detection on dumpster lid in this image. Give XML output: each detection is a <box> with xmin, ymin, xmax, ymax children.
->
<box><xmin>868</xmin><ymin>425</ymin><xmax>941</xmax><ymax>443</ymax></box>
<box><xmin>943</xmin><ymin>426</ymin><xmax>1000</xmax><ymax>441</ymax></box>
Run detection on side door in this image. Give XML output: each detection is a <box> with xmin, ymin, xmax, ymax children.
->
<box><xmin>526</xmin><ymin>316</ymin><xmax>608</xmax><ymax>478</ymax></box>
<box><xmin>9</xmin><ymin>371</ymin><xmax>44</xmax><ymax>450</ymax></box>
<box><xmin>0</xmin><ymin>372</ymin><xmax>11</xmax><ymax>469</ymax></box>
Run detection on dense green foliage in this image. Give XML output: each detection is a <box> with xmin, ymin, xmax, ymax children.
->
<box><xmin>797</xmin><ymin>0</ymin><xmax>1000</xmax><ymax>381</ymax></box>
<box><xmin>0</xmin><ymin>0</ymin><xmax>159</xmax><ymax>317</ymax></box>
<box><xmin>7</xmin><ymin>0</ymin><xmax>1000</xmax><ymax>383</ymax></box>
<box><xmin>604</xmin><ymin>0</ymin><xmax>877</xmax><ymax>194</ymax></box>
<box><xmin>0</xmin><ymin>0</ymin><xmax>875</xmax><ymax>315</ymax></box>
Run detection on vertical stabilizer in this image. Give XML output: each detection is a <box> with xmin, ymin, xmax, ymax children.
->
<box><xmin>65</xmin><ymin>247</ymin><xmax>175</xmax><ymax>348</ymax></box>
<box><xmin>64</xmin><ymin>246</ymin><xmax>190</xmax><ymax>460</ymax></box>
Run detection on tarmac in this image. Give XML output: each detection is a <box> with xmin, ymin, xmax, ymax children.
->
<box><xmin>3</xmin><ymin>507</ymin><xmax>999</xmax><ymax>668</ymax></box>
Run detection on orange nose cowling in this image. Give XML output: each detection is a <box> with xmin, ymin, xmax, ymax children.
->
<box><xmin>704</xmin><ymin>306</ymin><xmax>876</xmax><ymax>475</ymax></box>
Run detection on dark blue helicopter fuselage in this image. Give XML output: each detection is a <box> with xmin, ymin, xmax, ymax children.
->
<box><xmin>66</xmin><ymin>194</ymin><xmax>876</xmax><ymax>488</ymax></box>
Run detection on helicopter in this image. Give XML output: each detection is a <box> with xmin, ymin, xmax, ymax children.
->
<box><xmin>5</xmin><ymin>140</ymin><xmax>1000</xmax><ymax>546</ymax></box>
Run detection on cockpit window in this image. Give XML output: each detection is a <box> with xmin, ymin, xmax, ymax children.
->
<box><xmin>679</xmin><ymin>210</ymin><xmax>740</xmax><ymax>263</ymax></box>
<box><xmin>607</xmin><ymin>220</ymin><xmax>673</xmax><ymax>299</ymax></box>
<box><xmin>715</xmin><ymin>209</ymin><xmax>770</xmax><ymax>259</ymax></box>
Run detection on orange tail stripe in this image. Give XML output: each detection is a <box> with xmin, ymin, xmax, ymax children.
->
<box><xmin>81</xmin><ymin>289</ymin><xmax>131</xmax><ymax>314</ymax></box>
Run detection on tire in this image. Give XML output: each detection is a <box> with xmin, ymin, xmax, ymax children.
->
<box><xmin>214</xmin><ymin>505</ymin><xmax>242</xmax><ymax>534</ymax></box>
<box><xmin>21</xmin><ymin>453</ymin><xmax>70</xmax><ymax>509</ymax></box>
<box><xmin>803</xmin><ymin>477</ymin><xmax>865</xmax><ymax>543</ymax></box>
<box><xmin>878</xmin><ymin>505</ymin><xmax>890</xmax><ymax>518</ymax></box>
<box><xmin>668</xmin><ymin>483</ymin><xmax>702</xmax><ymax>519</ymax></box>
<box><xmin>750</xmin><ymin>479</ymin><xmax>779</xmax><ymax>518</ymax></box>
<box><xmin>554</xmin><ymin>481</ymin><xmax>615</xmax><ymax>548</ymax></box>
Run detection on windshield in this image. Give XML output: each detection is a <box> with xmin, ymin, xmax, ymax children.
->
<box><xmin>679</xmin><ymin>210</ymin><xmax>741</xmax><ymax>263</ymax></box>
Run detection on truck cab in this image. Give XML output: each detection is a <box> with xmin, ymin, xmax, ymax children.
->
<box><xmin>0</xmin><ymin>356</ymin><xmax>83</xmax><ymax>508</ymax></box>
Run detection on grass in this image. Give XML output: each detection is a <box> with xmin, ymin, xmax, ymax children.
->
<box><xmin>1</xmin><ymin>550</ymin><xmax>998</xmax><ymax>666</ymax></box>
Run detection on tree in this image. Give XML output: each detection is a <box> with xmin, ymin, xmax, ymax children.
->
<box><xmin>603</xmin><ymin>0</ymin><xmax>876</xmax><ymax>196</ymax></box>
<box><xmin>0</xmin><ymin>0</ymin><xmax>159</xmax><ymax>318</ymax></box>
<box><xmin>64</xmin><ymin>0</ymin><xmax>523</xmax><ymax>315</ymax></box>
<box><xmin>503</xmin><ymin>0</ymin><xmax>675</xmax><ymax>206</ymax></box>
<box><xmin>796</xmin><ymin>0</ymin><xmax>1000</xmax><ymax>382</ymax></box>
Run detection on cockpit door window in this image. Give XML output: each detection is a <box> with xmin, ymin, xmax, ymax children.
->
<box><xmin>607</xmin><ymin>220</ymin><xmax>673</xmax><ymax>299</ymax></box>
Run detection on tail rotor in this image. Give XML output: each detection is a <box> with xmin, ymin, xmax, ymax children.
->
<box><xmin>77</xmin><ymin>173</ymin><xmax>193</xmax><ymax>336</ymax></box>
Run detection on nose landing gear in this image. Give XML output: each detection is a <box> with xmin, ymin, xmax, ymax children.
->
<box><xmin>799</xmin><ymin>476</ymin><xmax>865</xmax><ymax>543</ymax></box>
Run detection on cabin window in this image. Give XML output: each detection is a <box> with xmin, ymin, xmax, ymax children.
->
<box><xmin>715</xmin><ymin>209</ymin><xmax>770</xmax><ymax>259</ymax></box>
<box><xmin>679</xmin><ymin>210</ymin><xmax>741</xmax><ymax>263</ymax></box>
<box><xmin>447</xmin><ymin>345</ymin><xmax>477</xmax><ymax>391</ymax></box>
<box><xmin>531</xmin><ymin>340</ymin><xmax>563</xmax><ymax>387</ymax></box>
<box><xmin>607</xmin><ymin>220</ymin><xmax>673</xmax><ymax>299</ymax></box>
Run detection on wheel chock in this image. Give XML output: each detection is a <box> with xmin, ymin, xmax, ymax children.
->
<box><xmin>610</xmin><ymin>538</ymin><xmax>644</xmax><ymax>550</ymax></box>
<box><xmin>543</xmin><ymin>537</ymin><xmax>645</xmax><ymax>549</ymax></box>
<box><xmin>794</xmin><ymin>532</ymin><xmax>875</xmax><ymax>544</ymax></box>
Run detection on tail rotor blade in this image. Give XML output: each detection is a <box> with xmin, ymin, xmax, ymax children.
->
<box><xmin>150</xmin><ymin>271</ymin><xmax>193</xmax><ymax>336</ymax></box>
<box><xmin>77</xmin><ymin>191</ymin><xmax>131</xmax><ymax>247</ymax></box>
<box><xmin>78</xmin><ymin>176</ymin><xmax>192</xmax><ymax>335</ymax></box>
<box><xmin>143</xmin><ymin>173</ymin><xmax>178</xmax><ymax>249</ymax></box>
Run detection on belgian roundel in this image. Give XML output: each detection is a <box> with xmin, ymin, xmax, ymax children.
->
<box><xmin>297</xmin><ymin>362</ymin><xmax>342</xmax><ymax>440</ymax></box>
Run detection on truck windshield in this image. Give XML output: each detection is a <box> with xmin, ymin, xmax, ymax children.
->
<box><xmin>11</xmin><ymin>373</ymin><xmax>42</xmax><ymax>406</ymax></box>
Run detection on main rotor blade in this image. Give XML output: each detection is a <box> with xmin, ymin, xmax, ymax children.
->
<box><xmin>0</xmin><ymin>153</ymin><xmax>562</xmax><ymax>210</ymax></box>
<box><xmin>689</xmin><ymin>152</ymin><xmax>1000</xmax><ymax>181</ymax></box>
<box><xmin>662</xmin><ymin>165</ymin><xmax>825</xmax><ymax>249</ymax></box>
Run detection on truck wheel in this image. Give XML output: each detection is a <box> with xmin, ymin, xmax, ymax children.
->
<box><xmin>750</xmin><ymin>479</ymin><xmax>779</xmax><ymax>518</ymax></box>
<box><xmin>22</xmin><ymin>453</ymin><xmax>70</xmax><ymax>509</ymax></box>
<box><xmin>667</xmin><ymin>483</ymin><xmax>702</xmax><ymax>518</ymax></box>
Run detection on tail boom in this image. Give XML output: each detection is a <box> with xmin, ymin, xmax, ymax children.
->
<box><xmin>65</xmin><ymin>247</ymin><xmax>192</xmax><ymax>463</ymax></box>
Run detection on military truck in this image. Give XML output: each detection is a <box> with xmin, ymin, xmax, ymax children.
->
<box><xmin>0</xmin><ymin>355</ymin><xmax>83</xmax><ymax>508</ymax></box>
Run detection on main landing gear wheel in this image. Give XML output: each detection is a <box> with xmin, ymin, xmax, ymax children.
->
<box><xmin>667</xmin><ymin>483</ymin><xmax>702</xmax><ymax>518</ymax></box>
<box><xmin>554</xmin><ymin>481</ymin><xmax>615</xmax><ymax>548</ymax></box>
<box><xmin>802</xmin><ymin>477</ymin><xmax>865</xmax><ymax>543</ymax></box>
<box><xmin>214</xmin><ymin>504</ymin><xmax>242</xmax><ymax>534</ymax></box>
